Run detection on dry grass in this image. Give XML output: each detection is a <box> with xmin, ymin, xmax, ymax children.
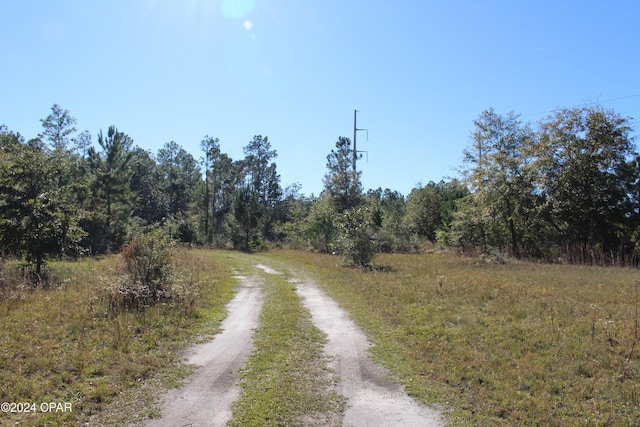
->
<box><xmin>0</xmin><ymin>249</ymin><xmax>235</xmax><ymax>426</ymax></box>
<box><xmin>265</xmin><ymin>250</ymin><xmax>640</xmax><ymax>426</ymax></box>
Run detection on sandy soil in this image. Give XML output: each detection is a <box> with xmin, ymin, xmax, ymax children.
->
<box><xmin>145</xmin><ymin>274</ymin><xmax>263</xmax><ymax>427</ymax></box>
<box><xmin>294</xmin><ymin>277</ymin><xmax>444</xmax><ymax>427</ymax></box>
<box><xmin>254</xmin><ymin>263</ymin><xmax>282</xmax><ymax>275</ymax></box>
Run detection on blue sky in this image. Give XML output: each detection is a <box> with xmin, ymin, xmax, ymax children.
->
<box><xmin>2</xmin><ymin>0</ymin><xmax>639</xmax><ymax>196</ymax></box>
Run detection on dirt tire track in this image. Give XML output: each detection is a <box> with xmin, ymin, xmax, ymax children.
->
<box><xmin>145</xmin><ymin>274</ymin><xmax>263</xmax><ymax>427</ymax></box>
<box><xmin>294</xmin><ymin>276</ymin><xmax>444</xmax><ymax>426</ymax></box>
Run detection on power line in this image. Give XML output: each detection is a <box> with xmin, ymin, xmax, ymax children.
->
<box><xmin>521</xmin><ymin>93</ymin><xmax>640</xmax><ymax>119</ymax></box>
<box><xmin>427</xmin><ymin>92</ymin><xmax>640</xmax><ymax>135</ymax></box>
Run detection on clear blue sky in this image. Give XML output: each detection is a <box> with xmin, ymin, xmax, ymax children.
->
<box><xmin>2</xmin><ymin>0</ymin><xmax>639</xmax><ymax>197</ymax></box>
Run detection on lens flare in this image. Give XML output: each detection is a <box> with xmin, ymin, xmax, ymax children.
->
<box><xmin>220</xmin><ymin>0</ymin><xmax>256</xmax><ymax>19</ymax></box>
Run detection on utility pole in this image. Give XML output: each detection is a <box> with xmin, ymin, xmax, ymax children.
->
<box><xmin>353</xmin><ymin>109</ymin><xmax>368</xmax><ymax>173</ymax></box>
<box><xmin>353</xmin><ymin>110</ymin><xmax>357</xmax><ymax>173</ymax></box>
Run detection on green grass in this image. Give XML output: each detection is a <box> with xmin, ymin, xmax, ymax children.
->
<box><xmin>228</xmin><ymin>255</ymin><xmax>345</xmax><ymax>426</ymax></box>
<box><xmin>0</xmin><ymin>249</ymin><xmax>236</xmax><ymax>426</ymax></box>
<box><xmin>3</xmin><ymin>248</ymin><xmax>638</xmax><ymax>425</ymax></box>
<box><xmin>263</xmin><ymin>250</ymin><xmax>640</xmax><ymax>426</ymax></box>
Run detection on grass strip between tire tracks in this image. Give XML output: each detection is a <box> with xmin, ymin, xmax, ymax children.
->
<box><xmin>229</xmin><ymin>257</ymin><xmax>346</xmax><ymax>426</ymax></box>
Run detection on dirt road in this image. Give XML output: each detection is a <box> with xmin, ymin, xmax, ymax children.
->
<box><xmin>147</xmin><ymin>262</ymin><xmax>443</xmax><ymax>426</ymax></box>
<box><xmin>146</xmin><ymin>273</ymin><xmax>263</xmax><ymax>427</ymax></box>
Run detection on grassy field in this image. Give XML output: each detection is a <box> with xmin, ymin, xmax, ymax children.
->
<box><xmin>263</xmin><ymin>250</ymin><xmax>640</xmax><ymax>426</ymax></box>
<box><xmin>0</xmin><ymin>249</ymin><xmax>236</xmax><ymax>426</ymax></box>
<box><xmin>2</xmin><ymin>248</ymin><xmax>639</xmax><ymax>425</ymax></box>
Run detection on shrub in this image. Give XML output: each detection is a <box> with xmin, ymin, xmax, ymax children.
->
<box><xmin>306</xmin><ymin>193</ymin><xmax>337</xmax><ymax>253</ymax></box>
<box><xmin>335</xmin><ymin>206</ymin><xmax>377</xmax><ymax>267</ymax></box>
<box><xmin>107</xmin><ymin>228</ymin><xmax>175</xmax><ymax>312</ymax></box>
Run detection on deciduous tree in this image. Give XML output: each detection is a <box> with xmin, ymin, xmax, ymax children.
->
<box><xmin>533</xmin><ymin>105</ymin><xmax>637</xmax><ymax>262</ymax></box>
<box><xmin>0</xmin><ymin>129</ymin><xmax>85</xmax><ymax>280</ymax></box>
<box><xmin>455</xmin><ymin>109</ymin><xmax>537</xmax><ymax>256</ymax></box>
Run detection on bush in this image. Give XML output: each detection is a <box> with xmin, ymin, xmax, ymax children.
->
<box><xmin>250</xmin><ymin>239</ymin><xmax>270</xmax><ymax>252</ymax></box>
<box><xmin>107</xmin><ymin>228</ymin><xmax>175</xmax><ymax>312</ymax></box>
<box><xmin>306</xmin><ymin>194</ymin><xmax>337</xmax><ymax>253</ymax></box>
<box><xmin>335</xmin><ymin>206</ymin><xmax>377</xmax><ymax>267</ymax></box>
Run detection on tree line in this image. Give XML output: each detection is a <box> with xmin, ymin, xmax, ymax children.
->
<box><xmin>1</xmin><ymin>103</ymin><xmax>638</xmax><ymax>279</ymax></box>
<box><xmin>452</xmin><ymin>105</ymin><xmax>639</xmax><ymax>265</ymax></box>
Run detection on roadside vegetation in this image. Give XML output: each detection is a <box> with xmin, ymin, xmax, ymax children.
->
<box><xmin>0</xmin><ymin>248</ymin><xmax>235</xmax><ymax>426</ymax></box>
<box><xmin>266</xmin><ymin>250</ymin><xmax>640</xmax><ymax>426</ymax></box>
<box><xmin>229</xmin><ymin>258</ymin><xmax>345</xmax><ymax>426</ymax></box>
